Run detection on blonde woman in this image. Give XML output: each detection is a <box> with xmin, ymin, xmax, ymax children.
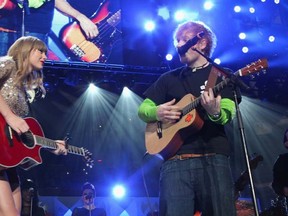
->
<box><xmin>0</xmin><ymin>36</ymin><xmax>67</xmax><ymax>216</ymax></box>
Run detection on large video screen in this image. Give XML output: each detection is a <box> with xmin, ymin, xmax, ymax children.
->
<box><xmin>49</xmin><ymin>0</ymin><xmax>122</xmax><ymax>64</ymax></box>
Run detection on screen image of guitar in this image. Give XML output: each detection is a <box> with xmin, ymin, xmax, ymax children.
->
<box><xmin>0</xmin><ymin>115</ymin><xmax>93</xmax><ymax>171</ymax></box>
<box><xmin>59</xmin><ymin>0</ymin><xmax>121</xmax><ymax>63</ymax></box>
<box><xmin>145</xmin><ymin>59</ymin><xmax>268</xmax><ymax>160</ymax></box>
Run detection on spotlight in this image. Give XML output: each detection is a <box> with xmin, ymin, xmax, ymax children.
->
<box><xmin>144</xmin><ymin>21</ymin><xmax>155</xmax><ymax>32</ymax></box>
<box><xmin>249</xmin><ymin>7</ymin><xmax>255</xmax><ymax>13</ymax></box>
<box><xmin>165</xmin><ymin>54</ymin><xmax>173</xmax><ymax>61</ymax></box>
<box><xmin>242</xmin><ymin>46</ymin><xmax>249</xmax><ymax>53</ymax></box>
<box><xmin>203</xmin><ymin>1</ymin><xmax>214</xmax><ymax>10</ymax></box>
<box><xmin>234</xmin><ymin>6</ymin><xmax>241</xmax><ymax>13</ymax></box>
<box><xmin>268</xmin><ymin>36</ymin><xmax>275</xmax><ymax>42</ymax></box>
<box><xmin>112</xmin><ymin>185</ymin><xmax>126</xmax><ymax>199</ymax></box>
<box><xmin>239</xmin><ymin>32</ymin><xmax>246</xmax><ymax>40</ymax></box>
<box><xmin>88</xmin><ymin>83</ymin><xmax>97</xmax><ymax>92</ymax></box>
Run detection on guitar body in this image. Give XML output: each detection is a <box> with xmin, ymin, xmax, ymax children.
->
<box><xmin>0</xmin><ymin>116</ymin><xmax>44</xmax><ymax>170</ymax></box>
<box><xmin>60</xmin><ymin>22</ymin><xmax>101</xmax><ymax>62</ymax></box>
<box><xmin>59</xmin><ymin>1</ymin><xmax>120</xmax><ymax>62</ymax></box>
<box><xmin>145</xmin><ymin>94</ymin><xmax>204</xmax><ymax>160</ymax></box>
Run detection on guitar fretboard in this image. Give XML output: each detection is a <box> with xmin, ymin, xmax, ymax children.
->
<box><xmin>181</xmin><ymin>76</ymin><xmax>232</xmax><ymax>116</ymax></box>
<box><xmin>107</xmin><ymin>10</ymin><xmax>121</xmax><ymax>27</ymax></box>
<box><xmin>34</xmin><ymin>135</ymin><xmax>85</xmax><ymax>156</ymax></box>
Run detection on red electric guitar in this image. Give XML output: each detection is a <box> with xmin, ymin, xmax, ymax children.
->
<box><xmin>145</xmin><ymin>59</ymin><xmax>268</xmax><ymax>160</ymax></box>
<box><xmin>59</xmin><ymin>0</ymin><xmax>121</xmax><ymax>62</ymax></box>
<box><xmin>0</xmin><ymin>115</ymin><xmax>93</xmax><ymax>171</ymax></box>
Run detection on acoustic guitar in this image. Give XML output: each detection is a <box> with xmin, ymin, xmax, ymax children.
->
<box><xmin>145</xmin><ymin>59</ymin><xmax>268</xmax><ymax>160</ymax></box>
<box><xmin>59</xmin><ymin>0</ymin><xmax>121</xmax><ymax>62</ymax></box>
<box><xmin>0</xmin><ymin>115</ymin><xmax>93</xmax><ymax>170</ymax></box>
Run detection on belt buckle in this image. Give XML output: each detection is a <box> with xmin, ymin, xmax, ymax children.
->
<box><xmin>176</xmin><ymin>154</ymin><xmax>188</xmax><ymax>160</ymax></box>
<box><xmin>178</xmin><ymin>155</ymin><xmax>186</xmax><ymax>160</ymax></box>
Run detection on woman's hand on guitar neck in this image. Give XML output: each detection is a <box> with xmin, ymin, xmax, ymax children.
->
<box><xmin>53</xmin><ymin>140</ymin><xmax>68</xmax><ymax>155</ymax></box>
<box><xmin>156</xmin><ymin>99</ymin><xmax>181</xmax><ymax>123</ymax></box>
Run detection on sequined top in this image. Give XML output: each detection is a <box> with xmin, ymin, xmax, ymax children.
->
<box><xmin>0</xmin><ymin>57</ymin><xmax>29</xmax><ymax>117</ymax></box>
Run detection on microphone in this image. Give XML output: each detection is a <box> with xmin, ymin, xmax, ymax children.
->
<box><xmin>177</xmin><ymin>31</ymin><xmax>205</xmax><ymax>55</ymax></box>
<box><xmin>17</xmin><ymin>0</ymin><xmax>30</xmax><ymax>15</ymax></box>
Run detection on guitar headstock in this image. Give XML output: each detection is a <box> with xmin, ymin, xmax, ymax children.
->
<box><xmin>83</xmin><ymin>148</ymin><xmax>94</xmax><ymax>168</ymax></box>
<box><xmin>239</xmin><ymin>58</ymin><xmax>268</xmax><ymax>77</ymax></box>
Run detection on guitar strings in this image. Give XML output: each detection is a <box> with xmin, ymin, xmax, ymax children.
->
<box><xmin>91</xmin><ymin>10</ymin><xmax>121</xmax><ymax>44</ymax></box>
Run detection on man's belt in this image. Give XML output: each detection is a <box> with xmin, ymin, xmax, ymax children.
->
<box><xmin>169</xmin><ymin>153</ymin><xmax>216</xmax><ymax>160</ymax></box>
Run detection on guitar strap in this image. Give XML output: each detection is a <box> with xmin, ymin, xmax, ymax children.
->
<box><xmin>181</xmin><ymin>65</ymin><xmax>220</xmax><ymax>94</ymax></box>
<box><xmin>204</xmin><ymin>65</ymin><xmax>221</xmax><ymax>91</ymax></box>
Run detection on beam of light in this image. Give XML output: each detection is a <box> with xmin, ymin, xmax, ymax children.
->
<box><xmin>227</xmin><ymin>96</ymin><xmax>288</xmax><ymax>208</ymax></box>
<box><xmin>88</xmin><ymin>83</ymin><xmax>97</xmax><ymax>93</ymax></box>
<box><xmin>122</xmin><ymin>86</ymin><xmax>131</xmax><ymax>97</ymax></box>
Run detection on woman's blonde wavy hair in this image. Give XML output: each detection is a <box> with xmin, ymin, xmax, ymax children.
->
<box><xmin>7</xmin><ymin>36</ymin><xmax>47</xmax><ymax>96</ymax></box>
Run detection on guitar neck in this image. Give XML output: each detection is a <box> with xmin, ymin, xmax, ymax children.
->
<box><xmin>34</xmin><ymin>135</ymin><xmax>85</xmax><ymax>156</ymax></box>
<box><xmin>182</xmin><ymin>74</ymin><xmax>235</xmax><ymax>116</ymax></box>
<box><xmin>107</xmin><ymin>10</ymin><xmax>121</xmax><ymax>27</ymax></box>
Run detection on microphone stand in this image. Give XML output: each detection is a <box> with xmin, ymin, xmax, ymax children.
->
<box><xmin>21</xmin><ymin>3</ymin><xmax>25</xmax><ymax>36</ymax></box>
<box><xmin>89</xmin><ymin>202</ymin><xmax>92</xmax><ymax>216</ymax></box>
<box><xmin>21</xmin><ymin>0</ymin><xmax>30</xmax><ymax>37</ymax></box>
<box><xmin>87</xmin><ymin>197</ymin><xmax>92</xmax><ymax>216</ymax></box>
<box><xmin>191</xmin><ymin>48</ymin><xmax>259</xmax><ymax>216</ymax></box>
<box><xmin>30</xmin><ymin>194</ymin><xmax>33</xmax><ymax>216</ymax></box>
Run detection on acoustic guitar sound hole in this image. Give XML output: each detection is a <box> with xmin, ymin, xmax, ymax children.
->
<box><xmin>20</xmin><ymin>131</ymin><xmax>35</xmax><ymax>147</ymax></box>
